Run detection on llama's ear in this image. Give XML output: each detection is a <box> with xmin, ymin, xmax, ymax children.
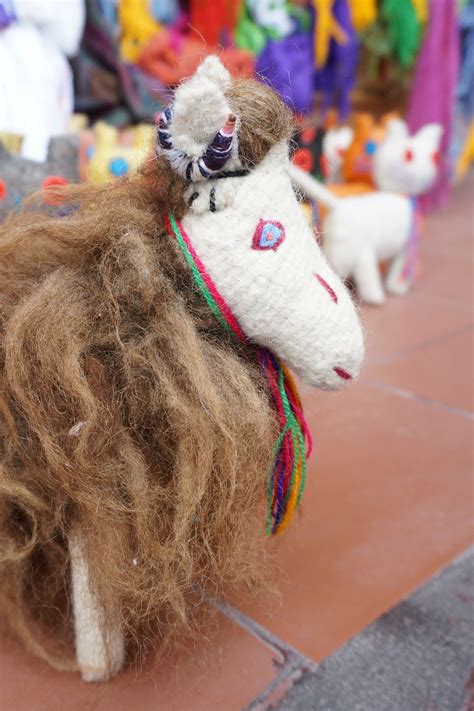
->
<box><xmin>170</xmin><ymin>56</ymin><xmax>232</xmax><ymax>158</ymax></box>
<box><xmin>195</xmin><ymin>55</ymin><xmax>231</xmax><ymax>92</ymax></box>
<box><xmin>385</xmin><ymin>118</ymin><xmax>408</xmax><ymax>141</ymax></box>
<box><xmin>414</xmin><ymin>123</ymin><xmax>443</xmax><ymax>150</ymax></box>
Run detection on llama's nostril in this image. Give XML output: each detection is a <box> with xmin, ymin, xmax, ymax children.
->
<box><xmin>316</xmin><ymin>274</ymin><xmax>338</xmax><ymax>303</ymax></box>
<box><xmin>334</xmin><ymin>367</ymin><xmax>352</xmax><ymax>380</ymax></box>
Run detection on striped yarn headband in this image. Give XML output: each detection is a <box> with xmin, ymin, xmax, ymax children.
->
<box><xmin>157</xmin><ymin>108</ymin><xmax>237</xmax><ymax>182</ymax></box>
<box><xmin>164</xmin><ymin>210</ymin><xmax>312</xmax><ymax>536</ymax></box>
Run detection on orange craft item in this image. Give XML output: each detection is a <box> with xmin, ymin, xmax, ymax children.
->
<box><xmin>41</xmin><ymin>175</ymin><xmax>69</xmax><ymax>207</ymax></box>
<box><xmin>341</xmin><ymin>111</ymin><xmax>400</xmax><ymax>186</ymax></box>
<box><xmin>341</xmin><ymin>113</ymin><xmax>375</xmax><ymax>186</ymax></box>
<box><xmin>138</xmin><ymin>32</ymin><xmax>254</xmax><ymax>85</ymax></box>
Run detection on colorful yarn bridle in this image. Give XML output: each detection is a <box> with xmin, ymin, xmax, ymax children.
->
<box><xmin>164</xmin><ymin>210</ymin><xmax>313</xmax><ymax>536</ymax></box>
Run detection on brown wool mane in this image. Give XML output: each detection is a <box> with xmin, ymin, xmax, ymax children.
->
<box><xmin>0</xmin><ymin>80</ymin><xmax>295</xmax><ymax>668</ymax></box>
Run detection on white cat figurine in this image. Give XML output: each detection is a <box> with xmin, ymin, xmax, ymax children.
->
<box><xmin>290</xmin><ymin>119</ymin><xmax>443</xmax><ymax>305</ymax></box>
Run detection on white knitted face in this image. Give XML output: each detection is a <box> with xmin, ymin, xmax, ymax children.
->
<box><xmin>373</xmin><ymin>119</ymin><xmax>443</xmax><ymax>196</ymax></box>
<box><xmin>182</xmin><ymin>142</ymin><xmax>365</xmax><ymax>391</ymax></box>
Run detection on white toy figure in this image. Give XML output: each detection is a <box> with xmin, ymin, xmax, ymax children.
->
<box><xmin>0</xmin><ymin>0</ymin><xmax>85</xmax><ymax>162</ymax></box>
<box><xmin>321</xmin><ymin>125</ymin><xmax>354</xmax><ymax>183</ymax></box>
<box><xmin>290</xmin><ymin>119</ymin><xmax>443</xmax><ymax>305</ymax></box>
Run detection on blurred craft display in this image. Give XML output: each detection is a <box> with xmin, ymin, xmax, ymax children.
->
<box><xmin>290</xmin><ymin>118</ymin><xmax>443</xmax><ymax>305</ymax></box>
<box><xmin>0</xmin><ymin>136</ymin><xmax>80</xmax><ymax>221</ymax></box>
<box><xmin>0</xmin><ymin>0</ymin><xmax>85</xmax><ymax>162</ymax></box>
<box><xmin>85</xmin><ymin>122</ymin><xmax>155</xmax><ymax>183</ymax></box>
<box><xmin>74</xmin><ymin>0</ymin><xmax>430</xmax><ymax>124</ymax></box>
<box><xmin>0</xmin><ymin>0</ymin><xmax>467</xmax><ymax>223</ymax></box>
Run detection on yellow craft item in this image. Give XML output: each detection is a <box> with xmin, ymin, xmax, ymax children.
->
<box><xmin>411</xmin><ymin>0</ymin><xmax>428</xmax><ymax>23</ymax></box>
<box><xmin>118</xmin><ymin>0</ymin><xmax>162</xmax><ymax>63</ymax></box>
<box><xmin>0</xmin><ymin>132</ymin><xmax>23</xmax><ymax>154</ymax></box>
<box><xmin>312</xmin><ymin>0</ymin><xmax>348</xmax><ymax>68</ymax></box>
<box><xmin>87</xmin><ymin>122</ymin><xmax>155</xmax><ymax>184</ymax></box>
<box><xmin>456</xmin><ymin>121</ymin><xmax>474</xmax><ymax>181</ymax></box>
<box><xmin>348</xmin><ymin>0</ymin><xmax>377</xmax><ymax>31</ymax></box>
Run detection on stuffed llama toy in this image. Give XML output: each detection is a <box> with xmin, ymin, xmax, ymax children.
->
<box><xmin>0</xmin><ymin>57</ymin><xmax>364</xmax><ymax>681</ymax></box>
<box><xmin>290</xmin><ymin>118</ymin><xmax>443</xmax><ymax>305</ymax></box>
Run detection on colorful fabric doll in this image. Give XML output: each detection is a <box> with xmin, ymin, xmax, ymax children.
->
<box><xmin>290</xmin><ymin>118</ymin><xmax>442</xmax><ymax>304</ymax></box>
<box><xmin>0</xmin><ymin>57</ymin><xmax>364</xmax><ymax>681</ymax></box>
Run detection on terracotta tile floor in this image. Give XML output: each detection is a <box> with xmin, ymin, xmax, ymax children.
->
<box><xmin>1</xmin><ymin>176</ymin><xmax>473</xmax><ymax>709</ymax></box>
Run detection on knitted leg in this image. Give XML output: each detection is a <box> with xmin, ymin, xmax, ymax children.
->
<box><xmin>352</xmin><ymin>249</ymin><xmax>385</xmax><ymax>305</ymax></box>
<box><xmin>69</xmin><ymin>529</ymin><xmax>125</xmax><ymax>682</ymax></box>
<box><xmin>385</xmin><ymin>248</ymin><xmax>411</xmax><ymax>296</ymax></box>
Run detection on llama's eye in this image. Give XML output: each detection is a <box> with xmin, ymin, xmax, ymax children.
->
<box><xmin>404</xmin><ymin>148</ymin><xmax>414</xmax><ymax>162</ymax></box>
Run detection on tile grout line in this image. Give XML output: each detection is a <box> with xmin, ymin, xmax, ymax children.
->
<box><xmin>207</xmin><ymin>596</ymin><xmax>317</xmax><ymax>670</ymax></box>
<box><xmin>244</xmin><ymin>657</ymin><xmax>308</xmax><ymax>711</ymax></box>
<box><xmin>365</xmin><ymin>378</ymin><xmax>474</xmax><ymax>420</ymax></box>
<box><xmin>201</xmin><ymin>593</ymin><xmax>318</xmax><ymax>710</ymax></box>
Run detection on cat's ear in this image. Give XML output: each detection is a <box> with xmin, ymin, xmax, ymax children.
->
<box><xmin>384</xmin><ymin>119</ymin><xmax>409</xmax><ymax>141</ymax></box>
<box><xmin>414</xmin><ymin>124</ymin><xmax>443</xmax><ymax>151</ymax></box>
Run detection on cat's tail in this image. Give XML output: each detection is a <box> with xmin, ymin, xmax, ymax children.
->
<box><xmin>288</xmin><ymin>164</ymin><xmax>339</xmax><ymax>210</ymax></box>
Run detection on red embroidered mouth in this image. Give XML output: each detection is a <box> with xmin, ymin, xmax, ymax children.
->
<box><xmin>334</xmin><ymin>367</ymin><xmax>352</xmax><ymax>380</ymax></box>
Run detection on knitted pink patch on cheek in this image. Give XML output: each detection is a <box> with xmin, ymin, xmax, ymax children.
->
<box><xmin>252</xmin><ymin>219</ymin><xmax>286</xmax><ymax>251</ymax></box>
<box><xmin>315</xmin><ymin>274</ymin><xmax>338</xmax><ymax>303</ymax></box>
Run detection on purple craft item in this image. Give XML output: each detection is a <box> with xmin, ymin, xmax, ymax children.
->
<box><xmin>313</xmin><ymin>0</ymin><xmax>358</xmax><ymax>120</ymax></box>
<box><xmin>0</xmin><ymin>0</ymin><xmax>15</xmax><ymax>29</ymax></box>
<box><xmin>255</xmin><ymin>27</ymin><xmax>314</xmax><ymax>114</ymax></box>
<box><xmin>406</xmin><ymin>0</ymin><xmax>460</xmax><ymax>210</ymax></box>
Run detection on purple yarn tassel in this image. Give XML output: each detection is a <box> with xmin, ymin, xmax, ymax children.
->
<box><xmin>406</xmin><ymin>0</ymin><xmax>460</xmax><ymax>211</ymax></box>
